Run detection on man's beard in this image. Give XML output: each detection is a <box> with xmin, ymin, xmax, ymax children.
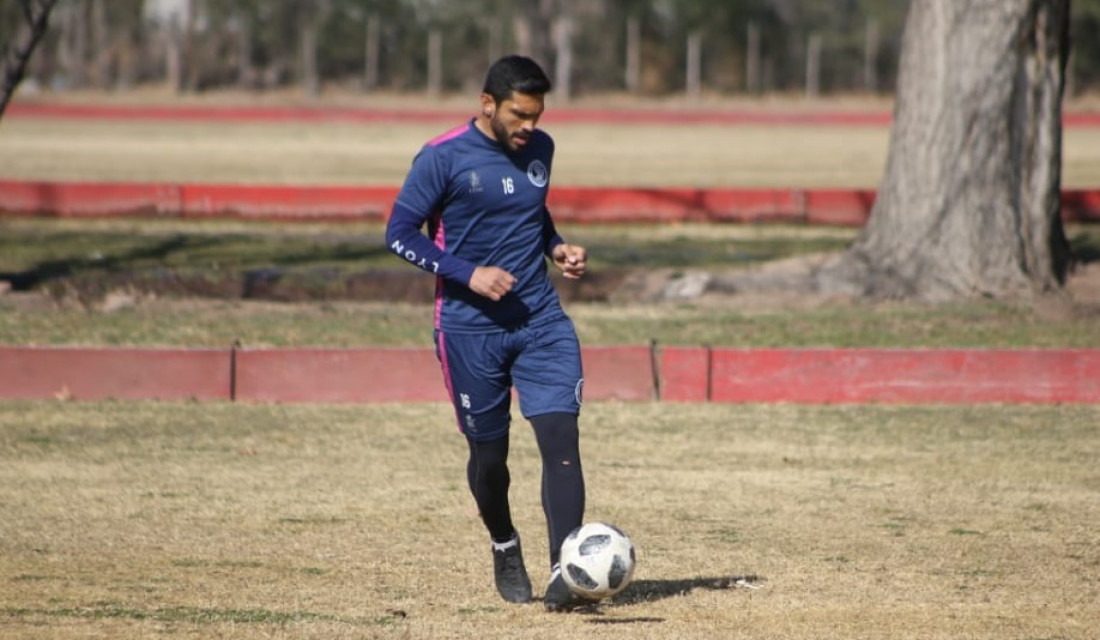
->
<box><xmin>490</xmin><ymin>115</ymin><xmax>522</xmax><ymax>153</ymax></box>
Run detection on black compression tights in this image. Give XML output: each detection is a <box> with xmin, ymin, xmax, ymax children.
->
<box><xmin>531</xmin><ymin>412</ymin><xmax>586</xmax><ymax>567</ymax></box>
<box><xmin>466</xmin><ymin>433</ymin><xmax>515</xmax><ymax>544</ymax></box>
<box><xmin>465</xmin><ymin>412</ymin><xmax>586</xmax><ymax>566</ymax></box>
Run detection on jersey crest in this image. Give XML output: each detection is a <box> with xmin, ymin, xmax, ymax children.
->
<box><xmin>527</xmin><ymin>160</ymin><xmax>548</xmax><ymax>187</ymax></box>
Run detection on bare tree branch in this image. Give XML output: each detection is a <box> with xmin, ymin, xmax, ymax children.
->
<box><xmin>0</xmin><ymin>0</ymin><xmax>58</xmax><ymax>121</ymax></box>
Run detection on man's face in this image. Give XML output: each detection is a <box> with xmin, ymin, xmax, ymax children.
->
<box><xmin>485</xmin><ymin>91</ymin><xmax>545</xmax><ymax>153</ymax></box>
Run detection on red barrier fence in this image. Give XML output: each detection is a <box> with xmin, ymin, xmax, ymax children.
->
<box><xmin>0</xmin><ymin>346</ymin><xmax>233</xmax><ymax>401</ymax></box>
<box><xmin>0</xmin><ymin>180</ymin><xmax>400</xmax><ymax>221</ymax></box>
<box><xmin>2</xmin><ymin>345</ymin><xmax>1097</xmax><ymax>404</ymax></box>
<box><xmin>7</xmin><ymin>102</ymin><xmax>1100</xmax><ymax>128</ymax></box>
<box><xmin>703</xmin><ymin>348</ymin><xmax>1100</xmax><ymax>404</ymax></box>
<box><xmin>234</xmin><ymin>348</ymin><xmax>447</xmax><ymax>403</ymax></box>
<box><xmin>3</xmin><ymin>180</ymin><xmax>1099</xmax><ymax>224</ymax></box>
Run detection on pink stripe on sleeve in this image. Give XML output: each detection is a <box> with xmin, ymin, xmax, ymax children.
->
<box><xmin>428</xmin><ymin>122</ymin><xmax>469</xmax><ymax>147</ymax></box>
<box><xmin>431</xmin><ymin>208</ymin><xmax>445</xmax><ymax>330</ymax></box>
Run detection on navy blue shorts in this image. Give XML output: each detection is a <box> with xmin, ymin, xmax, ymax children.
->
<box><xmin>435</xmin><ymin>315</ymin><xmax>583</xmax><ymax>442</ymax></box>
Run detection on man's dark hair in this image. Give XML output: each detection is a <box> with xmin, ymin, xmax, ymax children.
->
<box><xmin>482</xmin><ymin>55</ymin><xmax>552</xmax><ymax>103</ymax></box>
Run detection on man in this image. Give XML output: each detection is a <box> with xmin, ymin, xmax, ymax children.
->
<box><xmin>385</xmin><ymin>55</ymin><xmax>592</xmax><ymax>612</ymax></box>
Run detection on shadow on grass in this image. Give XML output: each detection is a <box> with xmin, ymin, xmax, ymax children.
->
<box><xmin>1070</xmin><ymin>229</ymin><xmax>1100</xmax><ymax>264</ymax></box>
<box><xmin>1</xmin><ymin>234</ymin><xmax>195</xmax><ymax>291</ymax></box>
<box><xmin>614</xmin><ymin>574</ymin><xmax>765</xmax><ymax>606</ymax></box>
<box><xmin>565</xmin><ymin>575</ymin><xmax>764</xmax><ymax>624</ymax></box>
<box><xmin>0</xmin><ymin>226</ymin><xmax>393</xmax><ymax>294</ymax></box>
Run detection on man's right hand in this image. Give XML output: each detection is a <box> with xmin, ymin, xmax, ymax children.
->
<box><xmin>468</xmin><ymin>266</ymin><xmax>517</xmax><ymax>301</ymax></box>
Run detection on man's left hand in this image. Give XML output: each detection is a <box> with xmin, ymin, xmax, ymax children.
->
<box><xmin>552</xmin><ymin>244</ymin><xmax>587</xmax><ymax>280</ymax></box>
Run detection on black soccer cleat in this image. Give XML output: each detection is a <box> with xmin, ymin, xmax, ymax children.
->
<box><xmin>492</xmin><ymin>535</ymin><xmax>533</xmax><ymax>603</ymax></box>
<box><xmin>543</xmin><ymin>566</ymin><xmax>600</xmax><ymax>613</ymax></box>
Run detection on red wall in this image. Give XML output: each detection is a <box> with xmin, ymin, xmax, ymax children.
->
<box><xmin>2</xmin><ymin>180</ymin><xmax>1100</xmax><ymax>224</ymax></box>
<box><xmin>0</xmin><ymin>346</ymin><xmax>232</xmax><ymax>401</ymax></box>
<box><xmin>2</xmin><ymin>345</ymin><xmax>1097</xmax><ymax>404</ymax></box>
<box><xmin>7</xmin><ymin>102</ymin><xmax>1100</xmax><ymax>128</ymax></box>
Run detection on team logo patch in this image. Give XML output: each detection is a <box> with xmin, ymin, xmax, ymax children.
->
<box><xmin>527</xmin><ymin>160</ymin><xmax>548</xmax><ymax>187</ymax></box>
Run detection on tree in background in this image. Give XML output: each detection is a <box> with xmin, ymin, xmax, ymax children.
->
<box><xmin>1070</xmin><ymin>0</ymin><xmax>1100</xmax><ymax>91</ymax></box>
<box><xmin>0</xmin><ymin>0</ymin><xmax>58</xmax><ymax>119</ymax></box>
<box><xmin>7</xmin><ymin>1</ymin><xmax>1100</xmax><ymax>102</ymax></box>
<box><xmin>0</xmin><ymin>0</ymin><xmax>921</xmax><ymax>99</ymax></box>
<box><xmin>816</xmin><ymin>0</ymin><xmax>1072</xmax><ymax>300</ymax></box>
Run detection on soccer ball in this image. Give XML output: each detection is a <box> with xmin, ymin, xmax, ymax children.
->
<box><xmin>559</xmin><ymin>522</ymin><xmax>636</xmax><ymax>600</ymax></box>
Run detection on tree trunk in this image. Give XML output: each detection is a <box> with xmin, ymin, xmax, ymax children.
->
<box><xmin>864</xmin><ymin>19</ymin><xmax>879</xmax><ymax>92</ymax></box>
<box><xmin>300</xmin><ymin>1</ymin><xmax>331</xmax><ymax>98</ymax></box>
<box><xmin>182</xmin><ymin>0</ymin><xmax>198</xmax><ymax>92</ymax></box>
<box><xmin>89</xmin><ymin>0</ymin><xmax>109</xmax><ymax>89</ymax></box>
<box><xmin>426</xmin><ymin>29</ymin><xmax>442</xmax><ymax>97</ymax></box>
<box><xmin>165</xmin><ymin>13</ymin><xmax>183</xmax><ymax>92</ymax></box>
<box><xmin>817</xmin><ymin>0</ymin><xmax>1071</xmax><ymax>301</ymax></box>
<box><xmin>745</xmin><ymin>21</ymin><xmax>761</xmax><ymax>94</ymax></box>
<box><xmin>0</xmin><ymin>0</ymin><xmax>57</xmax><ymax>119</ymax></box>
<box><xmin>236</xmin><ymin>12</ymin><xmax>255</xmax><ymax>89</ymax></box>
<box><xmin>54</xmin><ymin>1</ymin><xmax>82</xmax><ymax>88</ymax></box>
<box><xmin>685</xmin><ymin>30</ymin><xmax>701</xmax><ymax>99</ymax></box>
<box><xmin>625</xmin><ymin>15</ymin><xmax>640</xmax><ymax>93</ymax></box>
<box><xmin>554</xmin><ymin>15</ymin><xmax>573</xmax><ymax>100</ymax></box>
<box><xmin>513</xmin><ymin>0</ymin><xmax>556</xmax><ymax>70</ymax></box>
<box><xmin>364</xmin><ymin>12</ymin><xmax>380</xmax><ymax>91</ymax></box>
<box><xmin>300</xmin><ymin>9</ymin><xmax>320</xmax><ymax>98</ymax></box>
<box><xmin>805</xmin><ymin>33</ymin><xmax>821</xmax><ymax>98</ymax></box>
<box><xmin>486</xmin><ymin>18</ymin><xmax>503</xmax><ymax>67</ymax></box>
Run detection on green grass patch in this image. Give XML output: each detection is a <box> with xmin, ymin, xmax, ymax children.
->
<box><xmin>1</xmin><ymin>218</ymin><xmax>1098</xmax><ymax>348</ymax></box>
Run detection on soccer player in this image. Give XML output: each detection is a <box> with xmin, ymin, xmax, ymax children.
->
<box><xmin>385</xmin><ymin>55</ymin><xmax>591</xmax><ymax>612</ymax></box>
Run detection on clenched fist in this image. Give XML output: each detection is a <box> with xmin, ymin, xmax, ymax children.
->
<box><xmin>469</xmin><ymin>265</ymin><xmax>517</xmax><ymax>301</ymax></box>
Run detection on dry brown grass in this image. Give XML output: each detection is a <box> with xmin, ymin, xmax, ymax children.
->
<box><xmin>2</xmin><ymin>400</ymin><xmax>1098</xmax><ymax>639</ymax></box>
<box><xmin>2</xmin><ymin>114</ymin><xmax>1099</xmax><ymax>188</ymax></box>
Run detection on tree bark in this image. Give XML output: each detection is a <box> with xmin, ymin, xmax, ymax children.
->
<box><xmin>364</xmin><ymin>12</ymin><xmax>380</xmax><ymax>91</ymax></box>
<box><xmin>864</xmin><ymin>19</ymin><xmax>880</xmax><ymax>92</ymax></box>
<box><xmin>685</xmin><ymin>30</ymin><xmax>701</xmax><ymax>99</ymax></box>
<box><xmin>625</xmin><ymin>15</ymin><xmax>640</xmax><ymax>94</ymax></box>
<box><xmin>426</xmin><ymin>29</ymin><xmax>442</xmax><ymax>97</ymax></box>
<box><xmin>817</xmin><ymin>0</ymin><xmax>1072</xmax><ymax>301</ymax></box>
<box><xmin>513</xmin><ymin>0</ymin><xmax>556</xmax><ymax>70</ymax></box>
<box><xmin>745</xmin><ymin>21</ymin><xmax>761</xmax><ymax>94</ymax></box>
<box><xmin>165</xmin><ymin>13</ymin><xmax>183</xmax><ymax>92</ymax></box>
<box><xmin>805</xmin><ymin>33</ymin><xmax>821</xmax><ymax>98</ymax></box>
<box><xmin>89</xmin><ymin>0</ymin><xmax>109</xmax><ymax>89</ymax></box>
<box><xmin>300</xmin><ymin>8</ymin><xmax>320</xmax><ymax>98</ymax></box>
<box><xmin>182</xmin><ymin>0</ymin><xmax>198</xmax><ymax>92</ymax></box>
<box><xmin>236</xmin><ymin>12</ymin><xmax>255</xmax><ymax>89</ymax></box>
<box><xmin>0</xmin><ymin>0</ymin><xmax>57</xmax><ymax>119</ymax></box>
<box><xmin>554</xmin><ymin>14</ymin><xmax>573</xmax><ymax>100</ymax></box>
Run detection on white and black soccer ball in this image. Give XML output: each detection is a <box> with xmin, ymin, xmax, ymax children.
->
<box><xmin>559</xmin><ymin>522</ymin><xmax>636</xmax><ymax>600</ymax></box>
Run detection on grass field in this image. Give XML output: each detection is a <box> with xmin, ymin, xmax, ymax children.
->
<box><xmin>2</xmin><ymin>401</ymin><xmax>1098</xmax><ymax>639</ymax></box>
<box><xmin>3</xmin><ymin>115</ymin><xmax>1100</xmax><ymax>188</ymax></box>
<box><xmin>2</xmin><ymin>97</ymin><xmax>1099</xmax><ymax>639</ymax></box>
